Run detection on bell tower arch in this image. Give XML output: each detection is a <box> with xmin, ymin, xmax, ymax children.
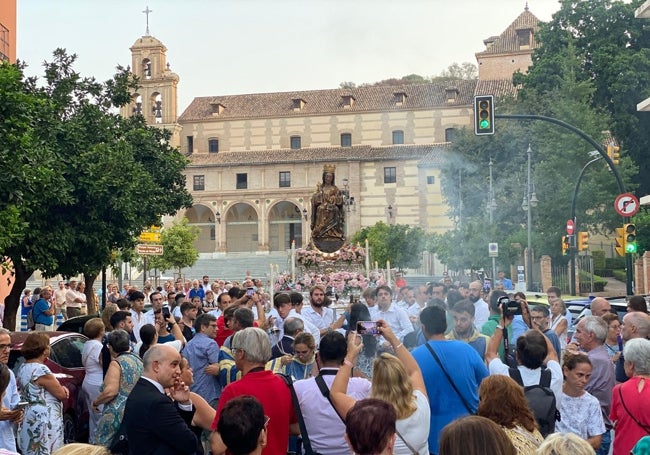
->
<box><xmin>120</xmin><ymin>31</ymin><xmax>181</xmax><ymax>147</ymax></box>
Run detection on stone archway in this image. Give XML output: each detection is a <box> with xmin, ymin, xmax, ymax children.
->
<box><xmin>225</xmin><ymin>203</ymin><xmax>259</xmax><ymax>252</ymax></box>
<box><xmin>269</xmin><ymin>201</ymin><xmax>304</xmax><ymax>251</ymax></box>
<box><xmin>183</xmin><ymin>204</ymin><xmax>215</xmax><ymax>254</ymax></box>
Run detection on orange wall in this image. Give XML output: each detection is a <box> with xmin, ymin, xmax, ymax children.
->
<box><xmin>0</xmin><ymin>0</ymin><xmax>17</xmax><ymax>62</ymax></box>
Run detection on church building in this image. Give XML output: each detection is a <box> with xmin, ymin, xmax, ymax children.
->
<box><xmin>120</xmin><ymin>7</ymin><xmax>542</xmax><ymax>258</ymax></box>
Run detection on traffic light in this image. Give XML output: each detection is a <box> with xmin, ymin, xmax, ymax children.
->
<box><xmin>562</xmin><ymin>236</ymin><xmax>569</xmax><ymax>256</ymax></box>
<box><xmin>577</xmin><ymin>231</ymin><xmax>589</xmax><ymax>251</ymax></box>
<box><xmin>474</xmin><ymin>95</ymin><xmax>494</xmax><ymax>136</ymax></box>
<box><xmin>625</xmin><ymin>223</ymin><xmax>637</xmax><ymax>254</ymax></box>
<box><xmin>606</xmin><ymin>144</ymin><xmax>621</xmax><ymax>165</ymax></box>
<box><xmin>615</xmin><ymin>226</ymin><xmax>626</xmax><ymax>257</ymax></box>
<box><xmin>616</xmin><ymin>224</ymin><xmax>638</xmax><ymax>256</ymax></box>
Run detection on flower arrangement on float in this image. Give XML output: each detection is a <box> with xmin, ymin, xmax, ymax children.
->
<box><xmin>295</xmin><ymin>243</ymin><xmax>366</xmax><ymax>269</ymax></box>
<box><xmin>274</xmin><ymin>270</ymin><xmax>386</xmax><ymax>296</ymax></box>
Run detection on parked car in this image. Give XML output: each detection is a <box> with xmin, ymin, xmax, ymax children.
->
<box><xmin>58</xmin><ymin>314</ymin><xmax>100</xmax><ymax>334</ymax></box>
<box><xmin>8</xmin><ymin>331</ymin><xmax>89</xmax><ymax>443</ymax></box>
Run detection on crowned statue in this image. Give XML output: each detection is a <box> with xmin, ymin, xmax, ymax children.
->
<box><xmin>310</xmin><ymin>164</ymin><xmax>346</xmax><ymax>253</ymax></box>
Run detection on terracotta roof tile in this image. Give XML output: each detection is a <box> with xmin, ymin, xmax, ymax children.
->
<box><xmin>179</xmin><ymin>81</ymin><xmax>478</xmax><ymax>122</ymax></box>
<box><xmin>476</xmin><ymin>9</ymin><xmax>542</xmax><ymax>56</ymax></box>
<box><xmin>476</xmin><ymin>79</ymin><xmax>519</xmax><ymax>98</ymax></box>
<box><xmin>187</xmin><ymin>144</ymin><xmax>448</xmax><ymax>168</ymax></box>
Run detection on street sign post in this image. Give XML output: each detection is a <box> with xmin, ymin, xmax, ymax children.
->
<box><xmin>566</xmin><ymin>219</ymin><xmax>575</xmax><ymax>235</ymax></box>
<box><xmin>136</xmin><ymin>244</ymin><xmax>163</xmax><ymax>255</ymax></box>
<box><xmin>138</xmin><ymin>232</ymin><xmax>162</xmax><ymax>243</ymax></box>
<box><xmin>614</xmin><ymin>193</ymin><xmax>640</xmax><ymax>217</ymax></box>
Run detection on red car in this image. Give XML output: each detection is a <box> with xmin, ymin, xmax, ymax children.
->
<box><xmin>8</xmin><ymin>331</ymin><xmax>89</xmax><ymax>443</ymax></box>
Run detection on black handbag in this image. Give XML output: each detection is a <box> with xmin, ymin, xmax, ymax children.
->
<box><xmin>109</xmin><ymin>418</ymin><xmax>129</xmax><ymax>455</ymax></box>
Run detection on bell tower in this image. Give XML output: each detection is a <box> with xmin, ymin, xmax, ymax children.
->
<box><xmin>121</xmin><ymin>12</ymin><xmax>181</xmax><ymax>147</ymax></box>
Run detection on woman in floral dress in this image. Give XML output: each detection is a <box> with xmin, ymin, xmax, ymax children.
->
<box><xmin>17</xmin><ymin>332</ymin><xmax>69</xmax><ymax>455</ymax></box>
<box><xmin>93</xmin><ymin>330</ymin><xmax>143</xmax><ymax>448</ymax></box>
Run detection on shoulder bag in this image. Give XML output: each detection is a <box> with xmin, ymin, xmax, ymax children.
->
<box><xmin>425</xmin><ymin>342</ymin><xmax>475</xmax><ymax>415</ymax></box>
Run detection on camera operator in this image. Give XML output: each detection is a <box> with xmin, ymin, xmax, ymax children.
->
<box><xmin>485</xmin><ymin>298</ymin><xmax>563</xmax><ymax>406</ymax></box>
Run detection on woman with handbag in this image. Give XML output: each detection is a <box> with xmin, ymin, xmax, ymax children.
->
<box><xmin>610</xmin><ymin>338</ymin><xmax>650</xmax><ymax>455</ymax></box>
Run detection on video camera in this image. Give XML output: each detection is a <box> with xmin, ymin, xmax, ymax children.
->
<box><xmin>498</xmin><ymin>295</ymin><xmax>522</xmax><ymax>317</ymax></box>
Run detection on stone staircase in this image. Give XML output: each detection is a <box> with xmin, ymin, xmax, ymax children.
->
<box><xmin>160</xmin><ymin>252</ymin><xmax>293</xmax><ymax>282</ymax></box>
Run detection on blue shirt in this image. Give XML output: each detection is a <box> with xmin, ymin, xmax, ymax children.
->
<box><xmin>182</xmin><ymin>332</ymin><xmax>222</xmax><ymax>402</ymax></box>
<box><xmin>412</xmin><ymin>340</ymin><xmax>489</xmax><ymax>454</ymax></box>
<box><xmin>33</xmin><ymin>297</ymin><xmax>54</xmax><ymax>326</ymax></box>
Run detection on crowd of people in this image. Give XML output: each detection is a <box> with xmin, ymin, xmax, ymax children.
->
<box><xmin>3</xmin><ymin>273</ymin><xmax>650</xmax><ymax>455</ymax></box>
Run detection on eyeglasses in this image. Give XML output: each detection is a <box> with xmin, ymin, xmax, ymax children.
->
<box><xmin>0</xmin><ymin>344</ymin><xmax>11</xmax><ymax>350</ymax></box>
<box><xmin>264</xmin><ymin>415</ymin><xmax>270</xmax><ymax>427</ymax></box>
<box><xmin>231</xmin><ymin>347</ymin><xmax>242</xmax><ymax>355</ymax></box>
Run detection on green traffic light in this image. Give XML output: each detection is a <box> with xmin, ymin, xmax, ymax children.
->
<box><xmin>626</xmin><ymin>243</ymin><xmax>638</xmax><ymax>253</ymax></box>
<box><xmin>479</xmin><ymin>119</ymin><xmax>490</xmax><ymax>129</ymax></box>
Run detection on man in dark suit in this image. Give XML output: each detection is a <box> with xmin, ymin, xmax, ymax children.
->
<box><xmin>271</xmin><ymin>317</ymin><xmax>303</xmax><ymax>359</ymax></box>
<box><xmin>123</xmin><ymin>343</ymin><xmax>200</xmax><ymax>455</ymax></box>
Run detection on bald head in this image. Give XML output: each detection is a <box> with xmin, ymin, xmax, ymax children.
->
<box><xmin>621</xmin><ymin>312</ymin><xmax>650</xmax><ymax>342</ymax></box>
<box><xmin>590</xmin><ymin>298</ymin><xmax>611</xmax><ymax>317</ymax></box>
<box><xmin>142</xmin><ymin>344</ymin><xmax>182</xmax><ymax>388</ymax></box>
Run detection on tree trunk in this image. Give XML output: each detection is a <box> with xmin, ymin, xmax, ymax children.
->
<box><xmin>4</xmin><ymin>261</ymin><xmax>33</xmax><ymax>330</ymax></box>
<box><xmin>84</xmin><ymin>274</ymin><xmax>98</xmax><ymax>315</ymax></box>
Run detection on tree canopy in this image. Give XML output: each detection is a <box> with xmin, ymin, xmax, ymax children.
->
<box><xmin>352</xmin><ymin>222</ymin><xmax>425</xmax><ymax>270</ymax></box>
<box><xmin>1</xmin><ymin>50</ymin><xmax>193</xmax><ymax>324</ymax></box>
<box><xmin>516</xmin><ymin>0</ymin><xmax>650</xmax><ymax>195</ymax></box>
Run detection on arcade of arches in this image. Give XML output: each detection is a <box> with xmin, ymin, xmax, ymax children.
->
<box><xmin>182</xmin><ymin>200</ymin><xmax>307</xmax><ymax>254</ymax></box>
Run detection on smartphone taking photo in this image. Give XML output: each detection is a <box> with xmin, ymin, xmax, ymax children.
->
<box><xmin>357</xmin><ymin>321</ymin><xmax>380</xmax><ymax>336</ymax></box>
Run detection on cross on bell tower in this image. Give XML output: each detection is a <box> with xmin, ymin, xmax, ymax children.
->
<box><xmin>143</xmin><ymin>6</ymin><xmax>153</xmax><ymax>36</ymax></box>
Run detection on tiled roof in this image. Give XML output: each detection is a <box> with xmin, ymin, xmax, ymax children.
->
<box><xmin>186</xmin><ymin>144</ymin><xmax>448</xmax><ymax>167</ymax></box>
<box><xmin>476</xmin><ymin>9</ymin><xmax>542</xmax><ymax>56</ymax></box>
<box><xmin>418</xmin><ymin>144</ymin><xmax>451</xmax><ymax>167</ymax></box>
<box><xmin>179</xmin><ymin>81</ymin><xmax>478</xmax><ymax>122</ymax></box>
<box><xmin>476</xmin><ymin>79</ymin><xmax>519</xmax><ymax>99</ymax></box>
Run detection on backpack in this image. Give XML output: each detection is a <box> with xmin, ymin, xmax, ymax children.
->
<box><xmin>26</xmin><ymin>308</ymin><xmax>35</xmax><ymax>330</ymax></box>
<box><xmin>508</xmin><ymin>367</ymin><xmax>560</xmax><ymax>437</ymax></box>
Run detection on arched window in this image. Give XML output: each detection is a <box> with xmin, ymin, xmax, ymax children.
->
<box><xmin>151</xmin><ymin>93</ymin><xmax>162</xmax><ymax>123</ymax></box>
<box><xmin>143</xmin><ymin>58</ymin><xmax>152</xmax><ymax>79</ymax></box>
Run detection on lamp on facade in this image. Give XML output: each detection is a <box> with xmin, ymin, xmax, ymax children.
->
<box><xmin>342</xmin><ymin>178</ymin><xmax>355</xmax><ymax>213</ymax></box>
<box><xmin>302</xmin><ymin>208</ymin><xmax>308</xmax><ymax>220</ymax></box>
<box><xmin>387</xmin><ymin>205</ymin><xmax>394</xmax><ymax>223</ymax></box>
<box><xmin>216</xmin><ymin>211</ymin><xmax>221</xmax><ymax>224</ymax></box>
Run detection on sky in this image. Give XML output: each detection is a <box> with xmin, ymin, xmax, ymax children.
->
<box><xmin>17</xmin><ymin>0</ymin><xmax>562</xmax><ymax>113</ymax></box>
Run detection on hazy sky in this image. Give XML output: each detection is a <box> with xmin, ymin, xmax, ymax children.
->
<box><xmin>17</xmin><ymin>0</ymin><xmax>562</xmax><ymax>112</ymax></box>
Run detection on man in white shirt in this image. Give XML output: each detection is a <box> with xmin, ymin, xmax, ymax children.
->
<box><xmin>362</xmin><ymin>288</ymin><xmax>379</xmax><ymax>320</ymax></box>
<box><xmin>143</xmin><ymin>291</ymin><xmax>166</xmax><ymax>326</ymax></box>
<box><xmin>65</xmin><ymin>280</ymin><xmax>84</xmax><ymax>319</ymax></box>
<box><xmin>288</xmin><ymin>291</ymin><xmax>321</xmax><ymax>346</ymax></box>
<box><xmin>293</xmin><ymin>332</ymin><xmax>371</xmax><ymax>454</ymax></box>
<box><xmin>371</xmin><ymin>285</ymin><xmax>413</xmax><ymax>346</ymax></box>
<box><xmin>302</xmin><ymin>285</ymin><xmax>345</xmax><ymax>336</ymax></box>
<box><xmin>54</xmin><ymin>281</ymin><xmax>67</xmax><ymax>321</ymax></box>
<box><xmin>468</xmin><ymin>280</ymin><xmax>490</xmax><ymax>331</ymax></box>
<box><xmin>129</xmin><ymin>291</ymin><xmax>147</xmax><ymax>344</ymax></box>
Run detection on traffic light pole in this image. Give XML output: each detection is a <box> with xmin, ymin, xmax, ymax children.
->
<box><xmin>569</xmin><ymin>156</ymin><xmax>603</xmax><ymax>295</ymax></box>
<box><xmin>495</xmin><ymin>114</ymin><xmax>633</xmax><ymax>296</ymax></box>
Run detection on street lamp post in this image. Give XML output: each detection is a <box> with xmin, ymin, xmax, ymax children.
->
<box><xmin>342</xmin><ymin>178</ymin><xmax>355</xmax><ymax>238</ymax></box>
<box><xmin>488</xmin><ymin>158</ymin><xmax>497</xmax><ymax>280</ymax></box>
<box><xmin>521</xmin><ymin>145</ymin><xmax>538</xmax><ymax>292</ymax></box>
